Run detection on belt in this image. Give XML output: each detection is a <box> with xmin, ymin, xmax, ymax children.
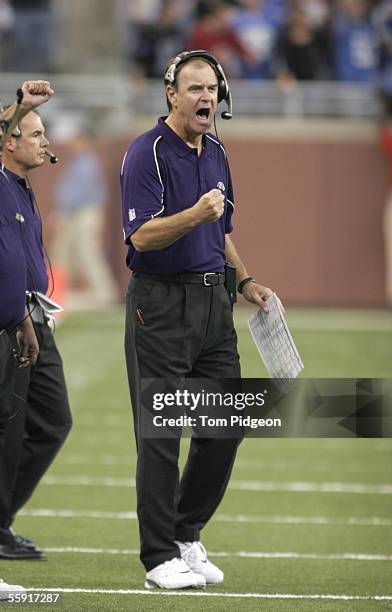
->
<box><xmin>133</xmin><ymin>271</ymin><xmax>225</xmax><ymax>287</ymax></box>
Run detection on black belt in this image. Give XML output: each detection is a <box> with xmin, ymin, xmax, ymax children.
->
<box><xmin>133</xmin><ymin>271</ymin><xmax>225</xmax><ymax>287</ymax></box>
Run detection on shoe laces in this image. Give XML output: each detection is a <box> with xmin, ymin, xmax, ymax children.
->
<box><xmin>184</xmin><ymin>541</ymin><xmax>207</xmax><ymax>563</ymax></box>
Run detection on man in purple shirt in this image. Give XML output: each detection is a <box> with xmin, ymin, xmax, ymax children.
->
<box><xmin>121</xmin><ymin>50</ymin><xmax>273</xmax><ymax>589</ymax></box>
<box><xmin>0</xmin><ymin>91</ymin><xmax>72</xmax><ymax>561</ymax></box>
<box><xmin>0</xmin><ymin>80</ymin><xmax>54</xmax><ymax>597</ymax></box>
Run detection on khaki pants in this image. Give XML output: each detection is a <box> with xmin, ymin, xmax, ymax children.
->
<box><xmin>54</xmin><ymin>206</ymin><xmax>117</xmax><ymax>305</ymax></box>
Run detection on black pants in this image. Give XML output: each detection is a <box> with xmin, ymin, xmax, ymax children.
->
<box><xmin>0</xmin><ymin>323</ymin><xmax>72</xmax><ymax>529</ymax></box>
<box><xmin>0</xmin><ymin>331</ymin><xmax>16</xmax><ymax>426</ymax></box>
<box><xmin>0</xmin><ymin>331</ymin><xmax>17</xmax><ymax>527</ymax></box>
<box><xmin>125</xmin><ymin>275</ymin><xmax>242</xmax><ymax>571</ymax></box>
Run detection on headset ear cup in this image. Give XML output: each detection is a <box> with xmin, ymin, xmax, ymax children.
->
<box><xmin>217</xmin><ymin>77</ymin><xmax>227</xmax><ymax>103</ymax></box>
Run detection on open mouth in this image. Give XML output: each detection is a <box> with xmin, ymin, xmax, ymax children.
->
<box><xmin>195</xmin><ymin>108</ymin><xmax>211</xmax><ymax>124</ymax></box>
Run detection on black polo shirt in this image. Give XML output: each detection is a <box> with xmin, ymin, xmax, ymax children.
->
<box><xmin>120</xmin><ymin>117</ymin><xmax>234</xmax><ymax>274</ymax></box>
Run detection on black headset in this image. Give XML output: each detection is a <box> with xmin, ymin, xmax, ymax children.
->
<box><xmin>164</xmin><ymin>50</ymin><xmax>233</xmax><ymax>120</ymax></box>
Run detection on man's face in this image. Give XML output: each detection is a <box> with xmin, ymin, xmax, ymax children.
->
<box><xmin>167</xmin><ymin>60</ymin><xmax>219</xmax><ymax>138</ymax></box>
<box><xmin>11</xmin><ymin>112</ymin><xmax>49</xmax><ymax>171</ymax></box>
<box><xmin>342</xmin><ymin>0</ymin><xmax>367</xmax><ymax>20</ymax></box>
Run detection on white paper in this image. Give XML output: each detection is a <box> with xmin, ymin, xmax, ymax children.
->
<box><xmin>248</xmin><ymin>293</ymin><xmax>304</xmax><ymax>382</ymax></box>
<box><xmin>35</xmin><ymin>291</ymin><xmax>64</xmax><ymax>313</ymax></box>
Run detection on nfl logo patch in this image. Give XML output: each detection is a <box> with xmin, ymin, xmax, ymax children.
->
<box><xmin>129</xmin><ymin>208</ymin><xmax>136</xmax><ymax>222</ymax></box>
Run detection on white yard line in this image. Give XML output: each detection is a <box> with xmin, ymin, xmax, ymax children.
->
<box><xmin>19</xmin><ymin>508</ymin><xmax>392</xmax><ymax>527</ymax></box>
<box><xmin>41</xmin><ymin>475</ymin><xmax>392</xmax><ymax>494</ymax></box>
<box><xmin>25</xmin><ymin>587</ymin><xmax>392</xmax><ymax>601</ymax></box>
<box><xmin>42</xmin><ymin>476</ymin><xmax>136</xmax><ymax>487</ymax></box>
<box><xmin>61</xmin><ymin>454</ymin><xmax>133</xmax><ymax>466</ymax></box>
<box><xmin>20</xmin><ymin>509</ymin><xmax>138</xmax><ymax>520</ymax></box>
<box><xmin>231</xmin><ymin>481</ymin><xmax>392</xmax><ymax>494</ymax></box>
<box><xmin>38</xmin><ymin>547</ymin><xmax>392</xmax><ymax>561</ymax></box>
<box><xmin>60</xmin><ymin>454</ymin><xmax>388</xmax><ymax>474</ymax></box>
<box><xmin>234</xmin><ymin>459</ymin><xmax>389</xmax><ymax>474</ymax></box>
<box><xmin>317</xmin><ymin>440</ymin><xmax>392</xmax><ymax>452</ymax></box>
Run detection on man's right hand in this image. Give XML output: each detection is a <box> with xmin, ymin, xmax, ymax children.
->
<box><xmin>193</xmin><ymin>189</ymin><xmax>225</xmax><ymax>224</ymax></box>
<box><xmin>15</xmin><ymin>312</ymin><xmax>39</xmax><ymax>368</ymax></box>
<box><xmin>20</xmin><ymin>80</ymin><xmax>54</xmax><ymax>109</ymax></box>
<box><xmin>131</xmin><ymin>189</ymin><xmax>225</xmax><ymax>251</ymax></box>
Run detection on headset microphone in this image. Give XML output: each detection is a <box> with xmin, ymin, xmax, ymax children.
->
<box><xmin>45</xmin><ymin>149</ymin><xmax>58</xmax><ymax>164</ymax></box>
<box><xmin>221</xmin><ymin>91</ymin><xmax>233</xmax><ymax>120</ymax></box>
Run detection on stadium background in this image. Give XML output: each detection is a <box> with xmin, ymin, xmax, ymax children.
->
<box><xmin>31</xmin><ymin>120</ymin><xmax>387</xmax><ymax>306</ymax></box>
<box><xmin>1</xmin><ymin>0</ymin><xmax>392</xmax><ymax>610</ymax></box>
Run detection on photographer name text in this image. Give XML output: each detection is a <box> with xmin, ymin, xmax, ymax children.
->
<box><xmin>152</xmin><ymin>414</ymin><xmax>282</xmax><ymax>429</ymax></box>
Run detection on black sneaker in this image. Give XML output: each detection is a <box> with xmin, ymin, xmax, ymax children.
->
<box><xmin>0</xmin><ymin>528</ymin><xmax>46</xmax><ymax>561</ymax></box>
<box><xmin>9</xmin><ymin>528</ymin><xmax>36</xmax><ymax>549</ymax></box>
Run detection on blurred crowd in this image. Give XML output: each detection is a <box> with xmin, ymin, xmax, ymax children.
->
<box><xmin>119</xmin><ymin>0</ymin><xmax>392</xmax><ymax>93</ymax></box>
<box><xmin>0</xmin><ymin>0</ymin><xmax>54</xmax><ymax>72</ymax></box>
<box><xmin>0</xmin><ymin>0</ymin><xmax>392</xmax><ymax>94</ymax></box>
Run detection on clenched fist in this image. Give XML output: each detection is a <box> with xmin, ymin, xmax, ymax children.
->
<box><xmin>193</xmin><ymin>189</ymin><xmax>225</xmax><ymax>224</ymax></box>
<box><xmin>20</xmin><ymin>80</ymin><xmax>54</xmax><ymax>109</ymax></box>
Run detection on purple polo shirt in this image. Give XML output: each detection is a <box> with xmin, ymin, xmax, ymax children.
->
<box><xmin>0</xmin><ymin>168</ymin><xmax>27</xmax><ymax>329</ymax></box>
<box><xmin>3</xmin><ymin>167</ymin><xmax>48</xmax><ymax>295</ymax></box>
<box><xmin>120</xmin><ymin>117</ymin><xmax>234</xmax><ymax>273</ymax></box>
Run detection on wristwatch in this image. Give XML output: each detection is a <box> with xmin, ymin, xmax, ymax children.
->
<box><xmin>238</xmin><ymin>276</ymin><xmax>256</xmax><ymax>294</ymax></box>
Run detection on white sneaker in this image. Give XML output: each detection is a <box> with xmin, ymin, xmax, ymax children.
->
<box><xmin>0</xmin><ymin>578</ymin><xmax>25</xmax><ymax>601</ymax></box>
<box><xmin>175</xmin><ymin>540</ymin><xmax>224</xmax><ymax>585</ymax></box>
<box><xmin>145</xmin><ymin>557</ymin><xmax>206</xmax><ymax>589</ymax></box>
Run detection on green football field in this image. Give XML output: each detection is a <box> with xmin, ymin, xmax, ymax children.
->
<box><xmin>2</xmin><ymin>306</ymin><xmax>392</xmax><ymax>611</ymax></box>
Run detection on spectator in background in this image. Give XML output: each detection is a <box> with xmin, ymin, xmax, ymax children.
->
<box><xmin>231</xmin><ymin>0</ymin><xmax>283</xmax><ymax>79</ymax></box>
<box><xmin>117</xmin><ymin>0</ymin><xmax>163</xmax><ymax>72</ymax></box>
<box><xmin>131</xmin><ymin>0</ymin><xmax>186</xmax><ymax>80</ymax></box>
<box><xmin>262</xmin><ymin>0</ymin><xmax>287</xmax><ymax>28</ymax></box>
<box><xmin>295</xmin><ymin>0</ymin><xmax>331</xmax><ymax>32</ymax></box>
<box><xmin>0</xmin><ymin>0</ymin><xmax>14</xmax><ymax>71</ymax></box>
<box><xmin>332</xmin><ymin>0</ymin><xmax>378</xmax><ymax>82</ymax></box>
<box><xmin>10</xmin><ymin>0</ymin><xmax>54</xmax><ymax>72</ymax></box>
<box><xmin>372</xmin><ymin>0</ymin><xmax>392</xmax><ymax>79</ymax></box>
<box><xmin>53</xmin><ymin>125</ymin><xmax>117</xmax><ymax>308</ymax></box>
<box><xmin>118</xmin><ymin>0</ymin><xmax>161</xmax><ymax>28</ymax></box>
<box><xmin>276</xmin><ymin>6</ymin><xmax>332</xmax><ymax>83</ymax></box>
<box><xmin>186</xmin><ymin>0</ymin><xmax>254</xmax><ymax>77</ymax></box>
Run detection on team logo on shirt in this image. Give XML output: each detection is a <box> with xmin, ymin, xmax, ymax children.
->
<box><xmin>128</xmin><ymin>208</ymin><xmax>136</xmax><ymax>222</ymax></box>
<box><xmin>217</xmin><ymin>182</ymin><xmax>225</xmax><ymax>192</ymax></box>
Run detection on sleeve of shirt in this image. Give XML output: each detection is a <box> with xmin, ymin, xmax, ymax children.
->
<box><xmin>120</xmin><ymin>139</ymin><xmax>164</xmax><ymax>244</ymax></box>
<box><xmin>225</xmin><ymin>158</ymin><xmax>235</xmax><ymax>235</ymax></box>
